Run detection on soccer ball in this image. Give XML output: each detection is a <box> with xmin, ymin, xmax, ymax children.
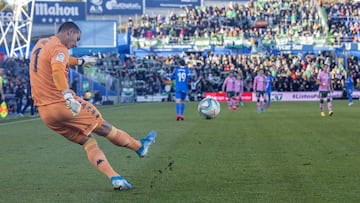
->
<box><xmin>197</xmin><ymin>97</ymin><xmax>221</xmax><ymax>119</ymax></box>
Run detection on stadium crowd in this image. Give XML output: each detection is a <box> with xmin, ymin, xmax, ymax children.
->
<box><xmin>95</xmin><ymin>51</ymin><xmax>360</xmax><ymax>95</ymax></box>
<box><xmin>324</xmin><ymin>0</ymin><xmax>360</xmax><ymax>43</ymax></box>
<box><xmin>131</xmin><ymin>0</ymin><xmax>324</xmax><ymax>45</ymax></box>
<box><xmin>130</xmin><ymin>0</ymin><xmax>360</xmax><ymax>47</ymax></box>
<box><xmin>120</xmin><ymin>0</ymin><xmax>360</xmax><ymax>95</ymax></box>
<box><xmin>1</xmin><ymin>0</ymin><xmax>360</xmax><ymax>113</ymax></box>
<box><xmin>1</xmin><ymin>50</ymin><xmax>359</xmax><ymax>114</ymax></box>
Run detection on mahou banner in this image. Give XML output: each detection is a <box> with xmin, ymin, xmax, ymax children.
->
<box><xmin>29</xmin><ymin>1</ymin><xmax>86</xmax><ymax>24</ymax></box>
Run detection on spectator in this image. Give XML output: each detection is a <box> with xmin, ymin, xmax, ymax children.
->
<box><xmin>20</xmin><ymin>79</ymin><xmax>36</xmax><ymax>117</ymax></box>
<box><xmin>93</xmin><ymin>90</ymin><xmax>103</xmax><ymax>105</ymax></box>
<box><xmin>15</xmin><ymin>83</ymin><xmax>25</xmax><ymax>115</ymax></box>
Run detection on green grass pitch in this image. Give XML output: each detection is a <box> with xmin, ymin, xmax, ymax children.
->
<box><xmin>1</xmin><ymin>101</ymin><xmax>360</xmax><ymax>203</ymax></box>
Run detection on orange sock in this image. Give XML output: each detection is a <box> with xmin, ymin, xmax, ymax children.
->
<box><xmin>105</xmin><ymin>127</ymin><xmax>141</xmax><ymax>151</ymax></box>
<box><xmin>83</xmin><ymin>137</ymin><xmax>119</xmax><ymax>178</ymax></box>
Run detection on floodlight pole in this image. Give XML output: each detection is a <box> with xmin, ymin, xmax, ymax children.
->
<box><xmin>0</xmin><ymin>14</ymin><xmax>12</xmax><ymax>57</ymax></box>
<box><xmin>0</xmin><ymin>0</ymin><xmax>35</xmax><ymax>59</ymax></box>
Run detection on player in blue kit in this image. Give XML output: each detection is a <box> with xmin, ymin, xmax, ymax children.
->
<box><xmin>345</xmin><ymin>71</ymin><xmax>354</xmax><ymax>106</ymax></box>
<box><xmin>265</xmin><ymin>70</ymin><xmax>273</xmax><ymax>108</ymax></box>
<box><xmin>171</xmin><ymin>59</ymin><xmax>192</xmax><ymax>121</ymax></box>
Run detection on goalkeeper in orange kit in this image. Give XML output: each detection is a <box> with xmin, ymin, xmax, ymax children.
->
<box><xmin>29</xmin><ymin>22</ymin><xmax>157</xmax><ymax>190</ymax></box>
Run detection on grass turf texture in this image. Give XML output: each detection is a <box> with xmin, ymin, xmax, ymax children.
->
<box><xmin>1</xmin><ymin>101</ymin><xmax>360</xmax><ymax>203</ymax></box>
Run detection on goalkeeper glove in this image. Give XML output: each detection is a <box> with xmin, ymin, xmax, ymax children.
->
<box><xmin>78</xmin><ymin>56</ymin><xmax>97</xmax><ymax>67</ymax></box>
<box><xmin>63</xmin><ymin>92</ymin><xmax>81</xmax><ymax>116</ymax></box>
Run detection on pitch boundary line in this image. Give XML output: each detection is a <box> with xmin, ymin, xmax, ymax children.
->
<box><xmin>0</xmin><ymin>105</ymin><xmax>133</xmax><ymax>126</ymax></box>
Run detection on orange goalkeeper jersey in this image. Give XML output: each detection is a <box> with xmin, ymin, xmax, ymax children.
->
<box><xmin>30</xmin><ymin>36</ymin><xmax>72</xmax><ymax>107</ymax></box>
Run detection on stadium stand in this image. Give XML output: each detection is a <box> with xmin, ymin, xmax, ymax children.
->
<box><xmin>1</xmin><ymin>0</ymin><xmax>360</xmax><ymax>109</ymax></box>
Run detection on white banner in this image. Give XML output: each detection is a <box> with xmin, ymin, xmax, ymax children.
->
<box><xmin>136</xmin><ymin>91</ymin><xmax>357</xmax><ymax>102</ymax></box>
<box><xmin>264</xmin><ymin>91</ymin><xmax>358</xmax><ymax>102</ymax></box>
<box><xmin>137</xmin><ymin>95</ymin><xmax>168</xmax><ymax>102</ymax></box>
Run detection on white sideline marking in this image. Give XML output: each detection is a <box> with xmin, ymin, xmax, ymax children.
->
<box><xmin>0</xmin><ymin>105</ymin><xmax>132</xmax><ymax>126</ymax></box>
<box><xmin>0</xmin><ymin>117</ymin><xmax>41</xmax><ymax>126</ymax></box>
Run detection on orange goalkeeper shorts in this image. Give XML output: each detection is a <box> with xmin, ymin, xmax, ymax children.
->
<box><xmin>38</xmin><ymin>97</ymin><xmax>104</xmax><ymax>143</ymax></box>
